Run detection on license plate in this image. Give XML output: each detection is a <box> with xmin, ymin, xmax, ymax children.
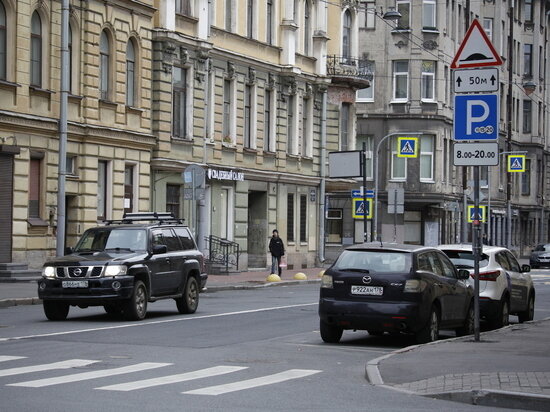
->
<box><xmin>62</xmin><ymin>280</ymin><xmax>89</xmax><ymax>288</ymax></box>
<box><xmin>351</xmin><ymin>285</ymin><xmax>383</xmax><ymax>296</ymax></box>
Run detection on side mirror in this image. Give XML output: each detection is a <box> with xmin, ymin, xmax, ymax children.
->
<box><xmin>521</xmin><ymin>264</ymin><xmax>531</xmax><ymax>273</ymax></box>
<box><xmin>457</xmin><ymin>269</ymin><xmax>471</xmax><ymax>280</ymax></box>
<box><xmin>152</xmin><ymin>244</ymin><xmax>167</xmax><ymax>255</ymax></box>
<box><xmin>64</xmin><ymin>247</ymin><xmax>74</xmax><ymax>255</ymax></box>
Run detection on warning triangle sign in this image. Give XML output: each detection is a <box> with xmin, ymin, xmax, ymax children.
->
<box><xmin>451</xmin><ymin>19</ymin><xmax>503</xmax><ymax>69</ymax></box>
<box><xmin>401</xmin><ymin>141</ymin><xmax>414</xmax><ymax>154</ymax></box>
<box><xmin>511</xmin><ymin>158</ymin><xmax>522</xmax><ymax>169</ymax></box>
<box><xmin>356</xmin><ymin>202</ymin><xmax>364</xmax><ymax>214</ymax></box>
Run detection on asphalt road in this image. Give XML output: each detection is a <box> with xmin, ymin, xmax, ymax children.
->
<box><xmin>1</xmin><ymin>271</ymin><xmax>549</xmax><ymax>412</ymax></box>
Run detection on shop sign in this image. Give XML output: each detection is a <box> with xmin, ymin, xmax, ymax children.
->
<box><xmin>207</xmin><ymin>168</ymin><xmax>245</xmax><ymax>181</ymax></box>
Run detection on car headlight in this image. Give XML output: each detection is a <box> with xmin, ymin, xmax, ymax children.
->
<box><xmin>104</xmin><ymin>265</ymin><xmax>127</xmax><ymax>277</ymax></box>
<box><xmin>321</xmin><ymin>274</ymin><xmax>333</xmax><ymax>289</ymax></box>
<box><xmin>42</xmin><ymin>266</ymin><xmax>56</xmax><ymax>278</ymax></box>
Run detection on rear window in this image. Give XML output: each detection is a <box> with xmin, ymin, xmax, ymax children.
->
<box><xmin>440</xmin><ymin>250</ymin><xmax>489</xmax><ymax>269</ymax></box>
<box><xmin>333</xmin><ymin>250</ymin><xmax>411</xmax><ymax>273</ymax></box>
<box><xmin>535</xmin><ymin>244</ymin><xmax>550</xmax><ymax>252</ymax></box>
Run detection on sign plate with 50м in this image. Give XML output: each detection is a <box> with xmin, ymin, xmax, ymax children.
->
<box><xmin>453</xmin><ymin>142</ymin><xmax>499</xmax><ymax>166</ymax></box>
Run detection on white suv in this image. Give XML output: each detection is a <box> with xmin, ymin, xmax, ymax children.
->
<box><xmin>438</xmin><ymin>245</ymin><xmax>535</xmax><ymax>328</ymax></box>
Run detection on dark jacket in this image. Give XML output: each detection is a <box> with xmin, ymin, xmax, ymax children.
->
<box><xmin>269</xmin><ymin>237</ymin><xmax>285</xmax><ymax>257</ymax></box>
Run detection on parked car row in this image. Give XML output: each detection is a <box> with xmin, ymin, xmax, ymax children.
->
<box><xmin>318</xmin><ymin>242</ymin><xmax>535</xmax><ymax>344</ymax></box>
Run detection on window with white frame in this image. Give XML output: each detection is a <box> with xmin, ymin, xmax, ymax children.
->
<box><xmin>222</xmin><ymin>77</ymin><xmax>235</xmax><ymax>144</ymax></box>
<box><xmin>356</xmin><ymin>135</ymin><xmax>373</xmax><ymax>179</ymax></box>
<box><xmin>524</xmin><ymin>0</ymin><xmax>533</xmax><ymax>22</ymax></box>
<box><xmin>287</xmin><ymin>193</ymin><xmax>295</xmax><ymax>242</ymax></box>
<box><xmin>246</xmin><ymin>0</ymin><xmax>254</xmax><ymax>38</ymax></box>
<box><xmin>342</xmin><ymin>9</ymin><xmax>352</xmax><ymax>61</ymax></box>
<box><xmin>523</xmin><ymin>99</ymin><xmax>532</xmax><ymax>133</ymax></box>
<box><xmin>176</xmin><ymin>0</ymin><xmax>191</xmax><ymax>15</ymax></box>
<box><xmin>97</xmin><ymin>160</ymin><xmax>110</xmax><ymax>221</ymax></box>
<box><xmin>287</xmin><ymin>93</ymin><xmax>298</xmax><ymax>154</ymax></box>
<box><xmin>420</xmin><ymin>135</ymin><xmax>434</xmax><ymax>182</ymax></box>
<box><xmin>392</xmin><ymin>61</ymin><xmax>409</xmax><ymax>101</ymax></box>
<box><xmin>421</xmin><ymin>61</ymin><xmax>436</xmax><ymax>101</ymax></box>
<box><xmin>363</xmin><ymin>1</ymin><xmax>375</xmax><ymax>28</ymax></box>
<box><xmin>391</xmin><ymin>137</ymin><xmax>407</xmax><ymax>180</ymax></box>
<box><xmin>30</xmin><ymin>11</ymin><xmax>42</xmax><ymax>87</ymax></box>
<box><xmin>126</xmin><ymin>40</ymin><xmax>136</xmax><ymax>107</ymax></box>
<box><xmin>68</xmin><ymin>24</ymin><xmax>74</xmax><ymax>93</ymax></box>
<box><xmin>302</xmin><ymin>95</ymin><xmax>313</xmax><ymax>157</ymax></box>
<box><xmin>357</xmin><ymin>61</ymin><xmax>374</xmax><ymax>101</ymax></box>
<box><xmin>173</xmin><ymin>66</ymin><xmax>189</xmax><ymax>139</ymax></box>
<box><xmin>340</xmin><ymin>103</ymin><xmax>350</xmax><ymax>151</ymax></box>
<box><xmin>396</xmin><ymin>0</ymin><xmax>410</xmax><ymax>30</ymax></box>
<box><xmin>483</xmin><ymin>18</ymin><xmax>493</xmax><ymax>40</ymax></box>
<box><xmin>264</xmin><ymin>87</ymin><xmax>276</xmax><ymax>152</ymax></box>
<box><xmin>99</xmin><ymin>30</ymin><xmax>110</xmax><ymax>100</ymax></box>
<box><xmin>326</xmin><ymin>209</ymin><xmax>343</xmax><ymax>244</ymax></box>
<box><xmin>244</xmin><ymin>84</ymin><xmax>257</xmax><ymax>148</ymax></box>
<box><xmin>225</xmin><ymin>0</ymin><xmax>233</xmax><ymax>32</ymax></box>
<box><xmin>304</xmin><ymin>0</ymin><xmax>311</xmax><ymax>55</ymax></box>
<box><xmin>267</xmin><ymin>0</ymin><xmax>274</xmax><ymax>44</ymax></box>
<box><xmin>422</xmin><ymin>0</ymin><xmax>436</xmax><ymax>30</ymax></box>
<box><xmin>524</xmin><ymin>44</ymin><xmax>533</xmax><ymax>77</ymax></box>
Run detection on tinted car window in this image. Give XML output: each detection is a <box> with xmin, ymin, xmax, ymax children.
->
<box><xmin>174</xmin><ymin>227</ymin><xmax>195</xmax><ymax>250</ymax></box>
<box><xmin>333</xmin><ymin>250</ymin><xmax>411</xmax><ymax>273</ymax></box>
<box><xmin>161</xmin><ymin>228</ymin><xmax>182</xmax><ymax>252</ymax></box>
<box><xmin>439</xmin><ymin>253</ymin><xmax>458</xmax><ymax>278</ymax></box>
<box><xmin>427</xmin><ymin>252</ymin><xmax>445</xmax><ymax>276</ymax></box>
<box><xmin>505</xmin><ymin>251</ymin><xmax>521</xmax><ymax>272</ymax></box>
<box><xmin>75</xmin><ymin>228</ymin><xmax>147</xmax><ymax>252</ymax></box>
<box><xmin>440</xmin><ymin>250</ymin><xmax>489</xmax><ymax>268</ymax></box>
<box><xmin>495</xmin><ymin>252</ymin><xmax>511</xmax><ymax>270</ymax></box>
<box><xmin>417</xmin><ymin>253</ymin><xmax>433</xmax><ymax>272</ymax></box>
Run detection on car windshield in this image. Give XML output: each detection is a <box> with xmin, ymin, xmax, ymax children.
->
<box><xmin>333</xmin><ymin>250</ymin><xmax>411</xmax><ymax>273</ymax></box>
<box><xmin>440</xmin><ymin>250</ymin><xmax>489</xmax><ymax>269</ymax></box>
<box><xmin>534</xmin><ymin>244</ymin><xmax>550</xmax><ymax>252</ymax></box>
<box><xmin>74</xmin><ymin>228</ymin><xmax>147</xmax><ymax>252</ymax></box>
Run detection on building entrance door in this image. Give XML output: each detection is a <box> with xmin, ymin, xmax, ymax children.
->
<box><xmin>0</xmin><ymin>153</ymin><xmax>15</xmax><ymax>263</ymax></box>
<box><xmin>247</xmin><ymin>191</ymin><xmax>267</xmax><ymax>269</ymax></box>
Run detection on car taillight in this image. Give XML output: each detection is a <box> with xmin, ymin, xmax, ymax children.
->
<box><xmin>471</xmin><ymin>270</ymin><xmax>500</xmax><ymax>281</ymax></box>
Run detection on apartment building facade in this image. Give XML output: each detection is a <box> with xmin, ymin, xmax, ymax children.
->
<box><xmin>1</xmin><ymin>0</ymin><xmax>365</xmax><ymax>271</ymax></box>
<box><xmin>351</xmin><ymin>0</ymin><xmax>550</xmax><ymax>256</ymax></box>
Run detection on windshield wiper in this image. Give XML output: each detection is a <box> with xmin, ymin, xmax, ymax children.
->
<box><xmin>104</xmin><ymin>247</ymin><xmax>134</xmax><ymax>252</ymax></box>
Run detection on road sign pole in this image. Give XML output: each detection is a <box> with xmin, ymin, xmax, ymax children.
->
<box><xmin>473</xmin><ymin>166</ymin><xmax>481</xmax><ymax>342</ymax></box>
<box><xmin>362</xmin><ymin>141</ymin><xmax>368</xmax><ymax>243</ymax></box>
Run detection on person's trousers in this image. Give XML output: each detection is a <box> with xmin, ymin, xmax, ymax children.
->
<box><xmin>271</xmin><ymin>255</ymin><xmax>282</xmax><ymax>276</ymax></box>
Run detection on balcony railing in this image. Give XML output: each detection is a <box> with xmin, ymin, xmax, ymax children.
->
<box><xmin>326</xmin><ymin>55</ymin><xmax>373</xmax><ymax>89</ymax></box>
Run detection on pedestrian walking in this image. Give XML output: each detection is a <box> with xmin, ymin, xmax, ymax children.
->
<box><xmin>269</xmin><ymin>229</ymin><xmax>285</xmax><ymax>277</ymax></box>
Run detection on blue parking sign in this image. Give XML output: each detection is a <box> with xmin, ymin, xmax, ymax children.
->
<box><xmin>454</xmin><ymin>94</ymin><xmax>498</xmax><ymax>140</ymax></box>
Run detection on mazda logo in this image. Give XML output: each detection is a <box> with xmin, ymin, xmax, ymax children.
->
<box><xmin>362</xmin><ymin>276</ymin><xmax>372</xmax><ymax>284</ymax></box>
<box><xmin>73</xmin><ymin>268</ymin><xmax>82</xmax><ymax>277</ymax></box>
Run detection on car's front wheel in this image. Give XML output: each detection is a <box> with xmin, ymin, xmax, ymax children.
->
<box><xmin>176</xmin><ymin>276</ymin><xmax>199</xmax><ymax>314</ymax></box>
<box><xmin>320</xmin><ymin>320</ymin><xmax>343</xmax><ymax>343</ymax></box>
<box><xmin>43</xmin><ymin>301</ymin><xmax>69</xmax><ymax>321</ymax></box>
<box><xmin>518</xmin><ymin>293</ymin><xmax>535</xmax><ymax>323</ymax></box>
<box><xmin>123</xmin><ymin>280</ymin><xmax>148</xmax><ymax>321</ymax></box>
<box><xmin>416</xmin><ymin>306</ymin><xmax>439</xmax><ymax>344</ymax></box>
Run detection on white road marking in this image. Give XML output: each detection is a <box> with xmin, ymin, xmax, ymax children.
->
<box><xmin>8</xmin><ymin>362</ymin><xmax>171</xmax><ymax>387</ymax></box>
<box><xmin>0</xmin><ymin>356</ymin><xmax>26</xmax><ymax>363</ymax></box>
<box><xmin>183</xmin><ymin>369</ymin><xmax>321</xmax><ymax>396</ymax></box>
<box><xmin>0</xmin><ymin>359</ymin><xmax>98</xmax><ymax>378</ymax></box>
<box><xmin>0</xmin><ymin>303</ymin><xmax>317</xmax><ymax>343</ymax></box>
<box><xmin>96</xmin><ymin>365</ymin><xmax>247</xmax><ymax>391</ymax></box>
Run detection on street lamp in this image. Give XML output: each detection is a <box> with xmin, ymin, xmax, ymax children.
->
<box><xmin>372</xmin><ymin>132</ymin><xmax>422</xmax><ymax>242</ymax></box>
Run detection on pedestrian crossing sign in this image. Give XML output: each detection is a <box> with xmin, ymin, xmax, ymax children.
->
<box><xmin>352</xmin><ymin>198</ymin><xmax>373</xmax><ymax>219</ymax></box>
<box><xmin>507</xmin><ymin>155</ymin><xmax>526</xmax><ymax>172</ymax></box>
<box><xmin>397</xmin><ymin>137</ymin><xmax>418</xmax><ymax>158</ymax></box>
<box><xmin>467</xmin><ymin>205</ymin><xmax>487</xmax><ymax>223</ymax></box>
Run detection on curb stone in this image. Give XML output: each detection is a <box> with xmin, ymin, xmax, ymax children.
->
<box><xmin>0</xmin><ymin>279</ymin><xmax>321</xmax><ymax>308</ymax></box>
<box><xmin>365</xmin><ymin>317</ymin><xmax>550</xmax><ymax>411</ymax></box>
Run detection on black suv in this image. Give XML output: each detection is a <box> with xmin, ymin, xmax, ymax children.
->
<box><xmin>319</xmin><ymin>243</ymin><xmax>474</xmax><ymax>344</ymax></box>
<box><xmin>38</xmin><ymin>213</ymin><xmax>207</xmax><ymax>321</ymax></box>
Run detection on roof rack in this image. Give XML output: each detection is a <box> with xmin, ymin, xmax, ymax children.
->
<box><xmin>104</xmin><ymin>212</ymin><xmax>185</xmax><ymax>225</ymax></box>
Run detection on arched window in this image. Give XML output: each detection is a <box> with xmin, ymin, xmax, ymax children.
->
<box><xmin>99</xmin><ymin>30</ymin><xmax>110</xmax><ymax>100</ymax></box>
<box><xmin>0</xmin><ymin>1</ymin><xmax>6</xmax><ymax>80</ymax></box>
<box><xmin>68</xmin><ymin>24</ymin><xmax>73</xmax><ymax>92</ymax></box>
<box><xmin>304</xmin><ymin>0</ymin><xmax>311</xmax><ymax>55</ymax></box>
<box><xmin>30</xmin><ymin>11</ymin><xmax>42</xmax><ymax>86</ymax></box>
<box><xmin>342</xmin><ymin>10</ymin><xmax>352</xmax><ymax>62</ymax></box>
<box><xmin>126</xmin><ymin>40</ymin><xmax>136</xmax><ymax>106</ymax></box>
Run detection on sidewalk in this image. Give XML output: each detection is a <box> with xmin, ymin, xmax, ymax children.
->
<box><xmin>367</xmin><ymin>318</ymin><xmax>550</xmax><ymax>411</ymax></box>
<box><xmin>0</xmin><ymin>267</ymin><xmax>325</xmax><ymax>308</ymax></box>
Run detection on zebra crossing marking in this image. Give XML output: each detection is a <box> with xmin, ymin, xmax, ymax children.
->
<box><xmin>0</xmin><ymin>356</ymin><xmax>26</xmax><ymax>363</ymax></box>
<box><xmin>96</xmin><ymin>365</ymin><xmax>247</xmax><ymax>391</ymax></box>
<box><xmin>183</xmin><ymin>369</ymin><xmax>321</xmax><ymax>396</ymax></box>
<box><xmin>0</xmin><ymin>359</ymin><xmax>98</xmax><ymax>378</ymax></box>
<box><xmin>8</xmin><ymin>362</ymin><xmax>171</xmax><ymax>388</ymax></box>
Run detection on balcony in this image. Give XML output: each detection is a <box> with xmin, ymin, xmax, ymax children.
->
<box><xmin>326</xmin><ymin>55</ymin><xmax>372</xmax><ymax>89</ymax></box>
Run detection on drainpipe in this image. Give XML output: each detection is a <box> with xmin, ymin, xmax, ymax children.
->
<box><xmin>198</xmin><ymin>57</ymin><xmax>210</xmax><ymax>254</ymax></box>
<box><xmin>318</xmin><ymin>88</ymin><xmax>327</xmax><ymax>264</ymax></box>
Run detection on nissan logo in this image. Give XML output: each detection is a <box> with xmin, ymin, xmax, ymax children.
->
<box><xmin>73</xmin><ymin>268</ymin><xmax>83</xmax><ymax>277</ymax></box>
<box><xmin>362</xmin><ymin>276</ymin><xmax>372</xmax><ymax>284</ymax></box>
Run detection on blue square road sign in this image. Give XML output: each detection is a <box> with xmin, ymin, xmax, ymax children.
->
<box><xmin>454</xmin><ymin>94</ymin><xmax>498</xmax><ymax>141</ymax></box>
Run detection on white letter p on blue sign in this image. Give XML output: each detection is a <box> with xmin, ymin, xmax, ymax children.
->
<box><xmin>466</xmin><ymin>100</ymin><xmax>489</xmax><ymax>134</ymax></box>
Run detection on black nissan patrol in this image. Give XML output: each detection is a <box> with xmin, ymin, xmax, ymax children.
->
<box><xmin>38</xmin><ymin>213</ymin><xmax>207</xmax><ymax>321</ymax></box>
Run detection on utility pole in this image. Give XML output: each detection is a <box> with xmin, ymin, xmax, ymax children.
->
<box><xmin>506</xmin><ymin>3</ymin><xmax>514</xmax><ymax>248</ymax></box>
<box><xmin>461</xmin><ymin>0</ymin><xmax>471</xmax><ymax>243</ymax></box>
<box><xmin>56</xmin><ymin>0</ymin><xmax>69</xmax><ymax>256</ymax></box>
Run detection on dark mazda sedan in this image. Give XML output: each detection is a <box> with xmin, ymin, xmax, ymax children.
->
<box><xmin>319</xmin><ymin>243</ymin><xmax>474</xmax><ymax>344</ymax></box>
